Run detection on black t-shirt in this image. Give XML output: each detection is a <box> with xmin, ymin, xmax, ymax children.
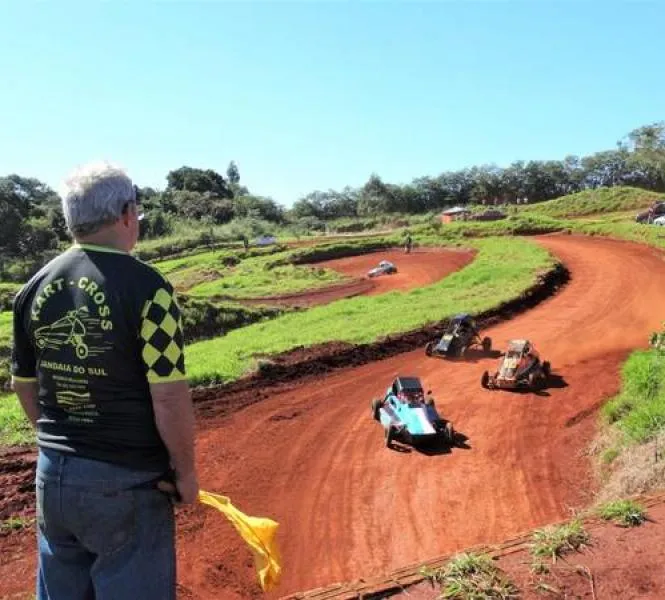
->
<box><xmin>11</xmin><ymin>243</ymin><xmax>187</xmax><ymax>471</ymax></box>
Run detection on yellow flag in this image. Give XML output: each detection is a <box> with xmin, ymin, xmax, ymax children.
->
<box><xmin>198</xmin><ymin>490</ymin><xmax>282</xmax><ymax>592</ymax></box>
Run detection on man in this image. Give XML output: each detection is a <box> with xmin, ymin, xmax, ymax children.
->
<box><xmin>11</xmin><ymin>161</ymin><xmax>198</xmax><ymax>600</ymax></box>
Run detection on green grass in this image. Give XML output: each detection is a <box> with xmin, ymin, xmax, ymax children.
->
<box><xmin>522</xmin><ymin>186</ymin><xmax>664</xmax><ymax>219</ymax></box>
<box><xmin>415</xmin><ymin>214</ymin><xmax>564</xmax><ymax>242</ymax></box>
<box><xmin>150</xmin><ymin>247</ymin><xmax>347</xmax><ymax>297</ymax></box>
<box><xmin>0</xmin><ymin>311</ymin><xmax>12</xmax><ymax>348</ymax></box>
<box><xmin>597</xmin><ymin>499</ymin><xmax>647</xmax><ymax>527</ymax></box>
<box><xmin>184</xmin><ymin>237</ymin><xmax>556</xmax><ymax>385</ymax></box>
<box><xmin>0</xmin><ymin>394</ymin><xmax>34</xmax><ymax>447</ymax></box>
<box><xmin>187</xmin><ymin>260</ymin><xmax>346</xmax><ymax>298</ymax></box>
<box><xmin>602</xmin><ymin>350</ymin><xmax>665</xmax><ymax>443</ymax></box>
<box><xmin>0</xmin><ymin>515</ymin><xmax>34</xmax><ymax>533</ymax></box>
<box><xmin>0</xmin><ymin>282</ymin><xmax>21</xmax><ymax>311</ymax></box>
<box><xmin>0</xmin><ymin>312</ymin><xmax>12</xmax><ymax>393</ymax></box>
<box><xmin>529</xmin><ymin>520</ymin><xmax>590</xmax><ymax>563</ymax></box>
<box><xmin>421</xmin><ymin>553</ymin><xmax>519</xmax><ymax>600</ymax></box>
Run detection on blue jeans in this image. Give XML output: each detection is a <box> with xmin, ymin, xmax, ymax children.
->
<box><xmin>36</xmin><ymin>448</ymin><xmax>175</xmax><ymax>600</ymax></box>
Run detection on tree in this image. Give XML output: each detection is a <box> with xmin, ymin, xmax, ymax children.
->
<box><xmin>0</xmin><ymin>178</ymin><xmax>30</xmax><ymax>255</ymax></box>
<box><xmin>166</xmin><ymin>166</ymin><xmax>233</xmax><ymax>199</ymax></box>
<box><xmin>226</xmin><ymin>161</ymin><xmax>240</xmax><ymax>185</ymax></box>
<box><xmin>234</xmin><ymin>195</ymin><xmax>284</xmax><ymax>223</ymax></box>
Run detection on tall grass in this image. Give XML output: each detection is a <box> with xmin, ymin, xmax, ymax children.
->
<box><xmin>0</xmin><ymin>312</ymin><xmax>12</xmax><ymax>349</ymax></box>
<box><xmin>0</xmin><ymin>312</ymin><xmax>12</xmax><ymax>393</ymax></box>
<box><xmin>187</xmin><ymin>260</ymin><xmax>345</xmax><ymax>298</ymax></box>
<box><xmin>602</xmin><ymin>350</ymin><xmax>665</xmax><ymax>443</ymax></box>
<box><xmin>413</xmin><ymin>214</ymin><xmax>564</xmax><ymax>242</ymax></box>
<box><xmin>0</xmin><ymin>283</ymin><xmax>21</xmax><ymax>311</ymax></box>
<box><xmin>522</xmin><ymin>186</ymin><xmax>664</xmax><ymax>218</ymax></box>
<box><xmin>184</xmin><ymin>237</ymin><xmax>556</xmax><ymax>384</ymax></box>
<box><xmin>0</xmin><ymin>394</ymin><xmax>33</xmax><ymax>447</ymax></box>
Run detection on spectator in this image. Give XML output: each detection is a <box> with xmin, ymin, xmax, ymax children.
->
<box><xmin>11</xmin><ymin>160</ymin><xmax>198</xmax><ymax>600</ymax></box>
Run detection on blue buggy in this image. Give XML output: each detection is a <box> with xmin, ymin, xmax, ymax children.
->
<box><xmin>371</xmin><ymin>376</ymin><xmax>455</xmax><ymax>448</ymax></box>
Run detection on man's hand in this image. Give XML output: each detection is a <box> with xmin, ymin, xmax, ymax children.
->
<box><xmin>11</xmin><ymin>379</ymin><xmax>39</xmax><ymax>427</ymax></box>
<box><xmin>175</xmin><ymin>471</ymin><xmax>200</xmax><ymax>504</ymax></box>
<box><xmin>150</xmin><ymin>380</ymin><xmax>199</xmax><ymax>504</ymax></box>
<box><xmin>157</xmin><ymin>470</ymin><xmax>200</xmax><ymax>505</ymax></box>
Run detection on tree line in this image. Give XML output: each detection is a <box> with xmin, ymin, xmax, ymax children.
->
<box><xmin>2</xmin><ymin>121</ymin><xmax>664</xmax><ymax>266</ymax></box>
<box><xmin>291</xmin><ymin>122</ymin><xmax>665</xmax><ymax>220</ymax></box>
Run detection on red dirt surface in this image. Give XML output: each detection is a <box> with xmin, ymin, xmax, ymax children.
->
<box><xmin>242</xmin><ymin>248</ymin><xmax>475</xmax><ymax>307</ymax></box>
<box><xmin>3</xmin><ymin>235</ymin><xmax>665</xmax><ymax>600</ymax></box>
<box><xmin>387</xmin><ymin>495</ymin><xmax>665</xmax><ymax>600</ymax></box>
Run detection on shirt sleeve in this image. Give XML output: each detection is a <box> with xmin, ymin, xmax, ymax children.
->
<box><xmin>11</xmin><ymin>290</ymin><xmax>37</xmax><ymax>382</ymax></box>
<box><xmin>139</xmin><ymin>280</ymin><xmax>187</xmax><ymax>383</ymax></box>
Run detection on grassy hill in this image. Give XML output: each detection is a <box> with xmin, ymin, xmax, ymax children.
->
<box><xmin>523</xmin><ymin>186</ymin><xmax>664</xmax><ymax>219</ymax></box>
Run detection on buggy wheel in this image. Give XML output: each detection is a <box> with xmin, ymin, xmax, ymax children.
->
<box><xmin>371</xmin><ymin>398</ymin><xmax>382</xmax><ymax>421</ymax></box>
<box><xmin>385</xmin><ymin>426</ymin><xmax>395</xmax><ymax>448</ymax></box>
<box><xmin>482</xmin><ymin>337</ymin><xmax>492</xmax><ymax>353</ymax></box>
<box><xmin>528</xmin><ymin>371</ymin><xmax>540</xmax><ymax>389</ymax></box>
<box><xmin>425</xmin><ymin>342</ymin><xmax>434</xmax><ymax>357</ymax></box>
<box><xmin>481</xmin><ymin>371</ymin><xmax>490</xmax><ymax>389</ymax></box>
<box><xmin>542</xmin><ymin>361</ymin><xmax>551</xmax><ymax>378</ymax></box>
<box><xmin>445</xmin><ymin>422</ymin><xmax>455</xmax><ymax>445</ymax></box>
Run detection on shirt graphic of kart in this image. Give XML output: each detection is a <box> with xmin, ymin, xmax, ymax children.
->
<box><xmin>34</xmin><ymin>306</ymin><xmax>111</xmax><ymax>360</ymax></box>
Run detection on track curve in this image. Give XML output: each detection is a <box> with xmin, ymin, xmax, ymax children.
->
<box><xmin>240</xmin><ymin>248</ymin><xmax>475</xmax><ymax>308</ymax></box>
<box><xmin>175</xmin><ymin>235</ymin><xmax>665</xmax><ymax>599</ymax></box>
<box><xmin>3</xmin><ymin>235</ymin><xmax>665</xmax><ymax>600</ymax></box>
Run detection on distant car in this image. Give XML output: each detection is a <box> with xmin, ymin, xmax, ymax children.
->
<box><xmin>367</xmin><ymin>260</ymin><xmax>397</xmax><ymax>278</ymax></box>
<box><xmin>481</xmin><ymin>339</ymin><xmax>551</xmax><ymax>391</ymax></box>
<box><xmin>636</xmin><ymin>202</ymin><xmax>665</xmax><ymax>224</ymax></box>
<box><xmin>255</xmin><ymin>235</ymin><xmax>277</xmax><ymax>246</ymax></box>
<box><xmin>425</xmin><ymin>313</ymin><xmax>492</xmax><ymax>358</ymax></box>
<box><xmin>371</xmin><ymin>376</ymin><xmax>455</xmax><ymax>448</ymax></box>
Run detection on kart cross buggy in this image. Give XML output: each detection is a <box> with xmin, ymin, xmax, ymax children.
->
<box><xmin>371</xmin><ymin>376</ymin><xmax>455</xmax><ymax>448</ymax></box>
<box><xmin>425</xmin><ymin>313</ymin><xmax>492</xmax><ymax>358</ymax></box>
<box><xmin>367</xmin><ymin>260</ymin><xmax>397</xmax><ymax>278</ymax></box>
<box><xmin>481</xmin><ymin>339</ymin><xmax>551</xmax><ymax>391</ymax></box>
<box><xmin>34</xmin><ymin>306</ymin><xmax>91</xmax><ymax>359</ymax></box>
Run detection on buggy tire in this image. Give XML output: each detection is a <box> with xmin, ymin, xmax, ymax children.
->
<box><xmin>445</xmin><ymin>422</ymin><xmax>455</xmax><ymax>446</ymax></box>
<box><xmin>425</xmin><ymin>342</ymin><xmax>434</xmax><ymax>357</ymax></box>
<box><xmin>371</xmin><ymin>398</ymin><xmax>382</xmax><ymax>421</ymax></box>
<box><xmin>385</xmin><ymin>426</ymin><xmax>395</xmax><ymax>448</ymax></box>
<box><xmin>481</xmin><ymin>371</ymin><xmax>490</xmax><ymax>389</ymax></box>
<box><xmin>542</xmin><ymin>361</ymin><xmax>551</xmax><ymax>378</ymax></box>
<box><xmin>482</xmin><ymin>337</ymin><xmax>492</xmax><ymax>353</ymax></box>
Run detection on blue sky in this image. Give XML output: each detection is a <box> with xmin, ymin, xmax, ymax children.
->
<box><xmin>1</xmin><ymin>1</ymin><xmax>663</xmax><ymax>207</ymax></box>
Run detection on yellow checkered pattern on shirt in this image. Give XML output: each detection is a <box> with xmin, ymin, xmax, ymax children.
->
<box><xmin>140</xmin><ymin>287</ymin><xmax>186</xmax><ymax>382</ymax></box>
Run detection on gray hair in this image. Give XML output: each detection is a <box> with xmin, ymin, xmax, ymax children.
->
<box><xmin>61</xmin><ymin>161</ymin><xmax>137</xmax><ymax>237</ymax></box>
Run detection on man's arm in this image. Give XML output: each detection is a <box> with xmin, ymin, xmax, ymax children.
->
<box><xmin>139</xmin><ymin>282</ymin><xmax>199</xmax><ymax>504</ymax></box>
<box><xmin>11</xmin><ymin>289</ymin><xmax>40</xmax><ymax>428</ymax></box>
<box><xmin>11</xmin><ymin>379</ymin><xmax>39</xmax><ymax>427</ymax></box>
<box><xmin>150</xmin><ymin>380</ymin><xmax>199</xmax><ymax>503</ymax></box>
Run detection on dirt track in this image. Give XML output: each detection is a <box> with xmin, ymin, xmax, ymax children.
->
<box><xmin>241</xmin><ymin>249</ymin><xmax>475</xmax><ymax>307</ymax></box>
<box><xmin>3</xmin><ymin>235</ymin><xmax>665</xmax><ymax>600</ymax></box>
<box><xmin>173</xmin><ymin>235</ymin><xmax>665</xmax><ymax>599</ymax></box>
